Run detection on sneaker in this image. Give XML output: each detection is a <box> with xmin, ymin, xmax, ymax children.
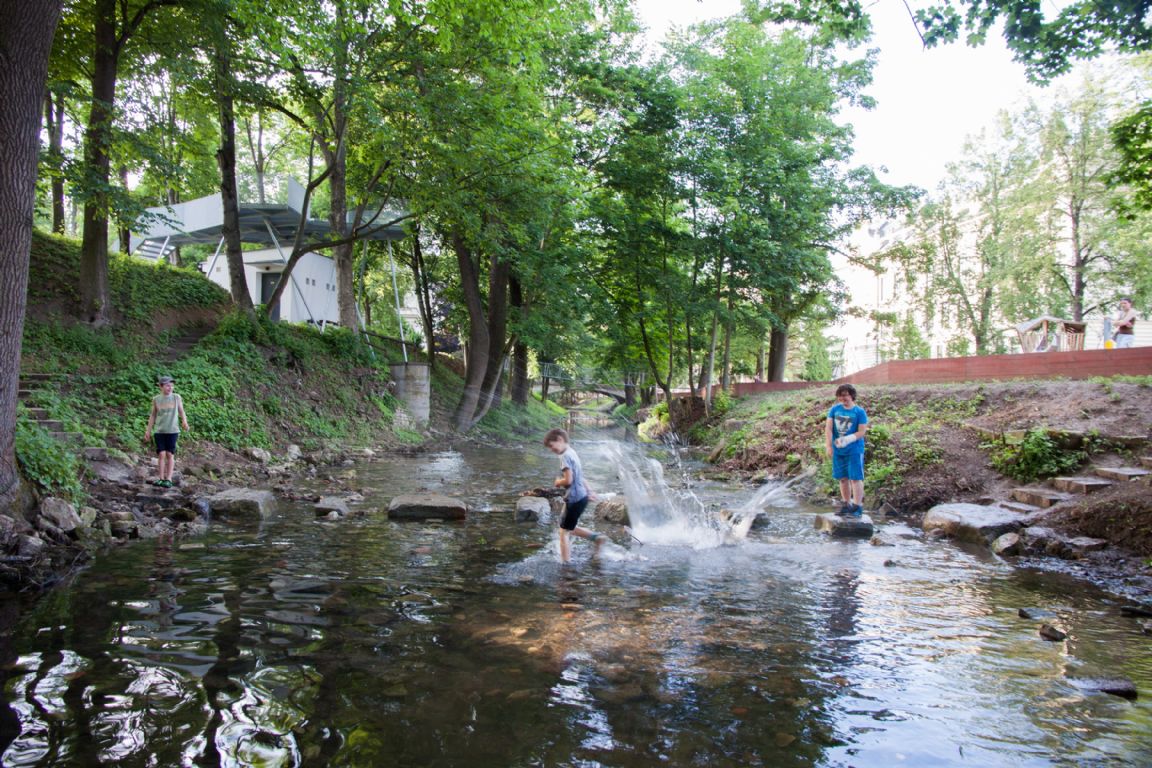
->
<box><xmin>846</xmin><ymin>504</ymin><xmax>864</xmax><ymax>518</ymax></box>
<box><xmin>159</xmin><ymin>479</ymin><xmax>172</xmax><ymax>488</ymax></box>
<box><xmin>837</xmin><ymin>502</ymin><xmax>853</xmax><ymax>516</ymax></box>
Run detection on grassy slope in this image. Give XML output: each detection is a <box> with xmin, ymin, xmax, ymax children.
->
<box><xmin>688</xmin><ymin>380</ymin><xmax>1152</xmax><ymax>555</ymax></box>
<box><xmin>17</xmin><ymin>232</ymin><xmax>564</xmax><ymax>498</ymax></box>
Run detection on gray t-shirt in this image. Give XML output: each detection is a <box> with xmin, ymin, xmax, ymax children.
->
<box><xmin>561</xmin><ymin>447</ymin><xmax>587</xmax><ymax>503</ymax></box>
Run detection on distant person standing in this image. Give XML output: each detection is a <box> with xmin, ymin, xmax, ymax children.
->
<box><xmin>145</xmin><ymin>375</ymin><xmax>189</xmax><ymax>488</ymax></box>
<box><xmin>1113</xmin><ymin>297</ymin><xmax>1138</xmax><ymax>348</ymax></box>
<box><xmin>825</xmin><ymin>383</ymin><xmax>869</xmax><ymax>517</ymax></box>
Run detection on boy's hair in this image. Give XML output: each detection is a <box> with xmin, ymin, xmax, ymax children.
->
<box><xmin>543</xmin><ymin>428</ymin><xmax>569</xmax><ymax>447</ymax></box>
<box><xmin>835</xmin><ymin>383</ymin><xmax>857</xmax><ymax>400</ymax></box>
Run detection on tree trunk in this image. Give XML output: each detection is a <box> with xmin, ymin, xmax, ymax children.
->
<box><xmin>509</xmin><ymin>276</ymin><xmax>529</xmax><ymax>406</ymax></box>
<box><xmin>0</xmin><ymin>0</ymin><xmax>62</xmax><ymax>507</ymax></box>
<box><xmin>78</xmin><ymin>0</ymin><xmax>117</xmax><ymax>324</ymax></box>
<box><xmin>451</xmin><ymin>232</ymin><xmax>489</xmax><ymax>432</ymax></box>
<box><xmin>213</xmin><ymin>22</ymin><xmax>252</xmax><ymax>311</ymax></box>
<box><xmin>720</xmin><ymin>294</ymin><xmax>733</xmax><ymax>391</ymax></box>
<box><xmin>756</xmin><ymin>339</ymin><xmax>766</xmax><ymax>380</ymax></box>
<box><xmin>44</xmin><ymin>89</ymin><xmax>66</xmax><ymax>234</ymax></box>
<box><xmin>469</xmin><ymin>254</ymin><xmax>510</xmax><ymax>425</ymax></box>
<box><xmin>410</xmin><ymin>230</ymin><xmax>436</xmax><ymax>366</ymax></box>
<box><xmin>767</xmin><ymin>325</ymin><xmax>789</xmax><ymax>382</ymax></box>
<box><xmin>331</xmin><ymin>2</ymin><xmax>355</xmax><ymax>330</ymax></box>
<box><xmin>117</xmin><ymin>165</ymin><xmax>130</xmax><ymax>253</ymax></box>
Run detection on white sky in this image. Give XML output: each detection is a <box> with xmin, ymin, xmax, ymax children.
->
<box><xmin>632</xmin><ymin>0</ymin><xmax>1050</xmax><ymax>192</ymax></box>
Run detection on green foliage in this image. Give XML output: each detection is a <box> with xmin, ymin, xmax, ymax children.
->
<box><xmin>15</xmin><ymin>416</ymin><xmax>85</xmax><ymax>501</ymax></box>
<box><xmin>986</xmin><ymin>428</ymin><xmax>1084</xmax><ymax>482</ymax></box>
<box><xmin>711</xmin><ymin>388</ymin><xmax>733</xmax><ymax>416</ymax></box>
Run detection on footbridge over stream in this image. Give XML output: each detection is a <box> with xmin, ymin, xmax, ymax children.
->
<box><xmin>538</xmin><ymin>363</ymin><xmax>648</xmax><ymax>404</ymax></box>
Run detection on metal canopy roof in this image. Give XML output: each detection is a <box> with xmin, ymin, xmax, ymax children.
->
<box><xmin>130</xmin><ymin>179</ymin><xmax>406</xmax><ymax>256</ymax></box>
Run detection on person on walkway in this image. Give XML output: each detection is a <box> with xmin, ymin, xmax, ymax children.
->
<box><xmin>543</xmin><ymin>428</ymin><xmax>604</xmax><ymax>563</ymax></box>
<box><xmin>825</xmin><ymin>383</ymin><xmax>869</xmax><ymax>517</ymax></box>
<box><xmin>145</xmin><ymin>375</ymin><xmax>189</xmax><ymax>488</ymax></box>
<box><xmin>1113</xmin><ymin>297</ymin><xmax>1138</xmax><ymax>348</ymax></box>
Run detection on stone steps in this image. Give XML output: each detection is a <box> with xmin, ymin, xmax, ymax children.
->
<box><xmin>1051</xmin><ymin>476</ymin><xmax>1114</xmax><ymax>494</ymax></box>
<box><xmin>999</xmin><ymin>500</ymin><xmax>1043</xmax><ymax>514</ymax></box>
<box><xmin>1141</xmin><ymin>456</ymin><xmax>1152</xmax><ymax>470</ymax></box>
<box><xmin>1094</xmin><ymin>466</ymin><xmax>1151</xmax><ymax>483</ymax></box>
<box><xmin>1011</xmin><ymin>488</ymin><xmax>1071</xmax><ymax>508</ymax></box>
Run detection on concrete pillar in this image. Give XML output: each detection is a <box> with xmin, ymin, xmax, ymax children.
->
<box><xmin>389</xmin><ymin>362</ymin><xmax>430</xmax><ymax>427</ymax></box>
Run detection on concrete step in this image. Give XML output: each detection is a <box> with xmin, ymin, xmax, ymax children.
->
<box><xmin>23</xmin><ymin>407</ymin><xmax>49</xmax><ymax>420</ymax></box>
<box><xmin>814</xmin><ymin>512</ymin><xmax>874</xmax><ymax>538</ymax></box>
<box><xmin>1094</xmin><ymin>466</ymin><xmax>1151</xmax><ymax>483</ymax></box>
<box><xmin>34</xmin><ymin>419</ymin><xmax>63</xmax><ymax>432</ymax></box>
<box><xmin>1011</xmin><ymin>488</ymin><xmax>1071</xmax><ymax>508</ymax></box>
<box><xmin>82</xmin><ymin>447</ymin><xmax>108</xmax><ymax>462</ymax></box>
<box><xmin>17</xmin><ymin>389</ymin><xmax>35</xmax><ymax>401</ymax></box>
<box><xmin>1051</xmin><ymin>476</ymin><xmax>1114</xmax><ymax>494</ymax></box>
<box><xmin>1141</xmin><ymin>456</ymin><xmax>1152</xmax><ymax>469</ymax></box>
<box><xmin>49</xmin><ymin>431</ymin><xmax>84</xmax><ymax>446</ymax></box>
<box><xmin>19</xmin><ymin>373</ymin><xmax>62</xmax><ymax>383</ymax></box>
<box><xmin>999</xmin><ymin>500</ymin><xmax>1043</xmax><ymax>514</ymax></box>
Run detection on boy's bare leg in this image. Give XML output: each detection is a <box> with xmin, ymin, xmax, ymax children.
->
<box><xmin>851</xmin><ymin>480</ymin><xmax>865</xmax><ymax>508</ymax></box>
<box><xmin>159</xmin><ymin>452</ymin><xmax>173</xmax><ymax>481</ymax></box>
<box><xmin>572</xmin><ymin>527</ymin><xmax>605</xmax><ymax>556</ymax></box>
<box><xmin>558</xmin><ymin>528</ymin><xmax>571</xmax><ymax>563</ymax></box>
<box><xmin>838</xmin><ymin>478</ymin><xmax>852</xmax><ymax>504</ymax></box>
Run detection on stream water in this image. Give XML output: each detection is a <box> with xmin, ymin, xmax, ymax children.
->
<box><xmin>1</xmin><ymin>423</ymin><xmax>1150</xmax><ymax>767</ymax></box>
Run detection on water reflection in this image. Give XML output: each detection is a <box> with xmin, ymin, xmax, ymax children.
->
<box><xmin>1</xmin><ymin>431</ymin><xmax>1150</xmax><ymax>766</ymax></box>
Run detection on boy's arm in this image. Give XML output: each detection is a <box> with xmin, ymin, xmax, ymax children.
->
<box><xmin>178</xmin><ymin>396</ymin><xmax>189</xmax><ymax>430</ymax></box>
<box><xmin>825</xmin><ymin>417</ymin><xmax>833</xmax><ymax>455</ymax></box>
<box><xmin>554</xmin><ymin>467</ymin><xmax>572</xmax><ymax>489</ymax></box>
<box><xmin>145</xmin><ymin>401</ymin><xmax>156</xmax><ymax>439</ymax></box>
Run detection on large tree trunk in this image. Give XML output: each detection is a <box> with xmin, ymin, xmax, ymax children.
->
<box><xmin>44</xmin><ymin>89</ymin><xmax>66</xmax><ymax>234</ymax></box>
<box><xmin>213</xmin><ymin>22</ymin><xmax>252</xmax><ymax>311</ymax></box>
<box><xmin>78</xmin><ymin>0</ymin><xmax>117</xmax><ymax>324</ymax></box>
<box><xmin>767</xmin><ymin>325</ymin><xmax>788</xmax><ymax>382</ymax></box>
<box><xmin>0</xmin><ymin>0</ymin><xmax>62</xmax><ymax>508</ymax></box>
<box><xmin>451</xmin><ymin>232</ymin><xmax>489</xmax><ymax>431</ymax></box>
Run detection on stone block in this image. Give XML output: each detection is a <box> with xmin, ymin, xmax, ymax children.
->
<box><xmin>922</xmin><ymin>503</ymin><xmax>1023</xmax><ymax>544</ymax></box>
<box><xmin>1011</xmin><ymin>488</ymin><xmax>1070</xmax><ymax>508</ymax></box>
<box><xmin>1050</xmin><ymin>476</ymin><xmax>1113</xmax><ymax>494</ymax></box>
<box><xmin>81</xmin><ymin>447</ymin><xmax>108</xmax><ymax>462</ymax></box>
<box><xmin>39</xmin><ymin>497</ymin><xmax>81</xmax><ymax>533</ymax></box>
<box><xmin>992</xmin><ymin>532</ymin><xmax>1021</xmax><ymax>556</ymax></box>
<box><xmin>387</xmin><ymin>493</ymin><xmax>467</xmax><ymax>521</ymax></box>
<box><xmin>813</xmin><ymin>513</ymin><xmax>873</xmax><ymax>538</ymax></box>
<box><xmin>208</xmin><ymin>488</ymin><xmax>276</xmax><ymax>517</ymax></box>
<box><xmin>594</xmin><ymin>498</ymin><xmax>629</xmax><ymax>525</ymax></box>
<box><xmin>1093</xmin><ymin>466</ymin><xmax>1151</xmax><ymax>482</ymax></box>
<box><xmin>516</xmin><ymin>496</ymin><xmax>550</xmax><ymax>523</ymax></box>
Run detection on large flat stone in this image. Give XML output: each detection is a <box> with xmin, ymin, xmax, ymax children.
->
<box><xmin>208</xmin><ymin>488</ymin><xmax>276</xmax><ymax>517</ymax></box>
<box><xmin>922</xmin><ymin>503</ymin><xmax>1023</xmax><ymax>544</ymax></box>
<box><xmin>1051</xmin><ymin>476</ymin><xmax>1113</xmax><ymax>494</ymax></box>
<box><xmin>315</xmin><ymin>496</ymin><xmax>351</xmax><ymax>517</ymax></box>
<box><xmin>388</xmin><ymin>493</ymin><xmax>467</xmax><ymax>521</ymax></box>
<box><xmin>814</xmin><ymin>513</ymin><xmax>873</xmax><ymax>538</ymax></box>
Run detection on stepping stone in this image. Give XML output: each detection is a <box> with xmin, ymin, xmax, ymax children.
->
<box><xmin>388</xmin><ymin>493</ymin><xmax>467</xmax><ymax>521</ymax></box>
<box><xmin>922</xmin><ymin>503</ymin><xmax>1023</xmax><ymax>544</ymax></box>
<box><xmin>813</xmin><ymin>512</ymin><xmax>873</xmax><ymax>538</ymax></box>
<box><xmin>1011</xmin><ymin>488</ymin><xmax>1070</xmax><ymax>508</ymax></box>
<box><xmin>82</xmin><ymin>447</ymin><xmax>108</xmax><ymax>462</ymax></box>
<box><xmin>1051</xmin><ymin>476</ymin><xmax>1113</xmax><ymax>494</ymax></box>
<box><xmin>209</xmin><ymin>488</ymin><xmax>276</xmax><ymax>518</ymax></box>
<box><xmin>999</xmin><ymin>500</ymin><xmax>1042</xmax><ymax>514</ymax></box>
<box><xmin>1094</xmin><ymin>467</ymin><xmax>1151</xmax><ymax>482</ymax></box>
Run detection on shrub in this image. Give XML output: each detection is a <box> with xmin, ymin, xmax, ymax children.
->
<box><xmin>987</xmin><ymin>428</ymin><xmax>1084</xmax><ymax>482</ymax></box>
<box><xmin>15</xmin><ymin>417</ymin><xmax>84</xmax><ymax>500</ymax></box>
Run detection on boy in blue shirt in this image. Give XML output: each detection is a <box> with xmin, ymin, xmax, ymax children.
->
<box><xmin>825</xmin><ymin>383</ymin><xmax>869</xmax><ymax>517</ymax></box>
<box><xmin>543</xmin><ymin>428</ymin><xmax>604</xmax><ymax>563</ymax></box>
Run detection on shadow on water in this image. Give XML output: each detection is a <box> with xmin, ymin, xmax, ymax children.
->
<box><xmin>2</xmin><ymin>427</ymin><xmax>1151</xmax><ymax>766</ymax></box>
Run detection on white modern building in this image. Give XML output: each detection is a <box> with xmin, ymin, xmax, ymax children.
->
<box><xmin>130</xmin><ymin>179</ymin><xmax>407</xmax><ymax>326</ymax></box>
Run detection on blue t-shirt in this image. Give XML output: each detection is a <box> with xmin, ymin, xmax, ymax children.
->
<box><xmin>828</xmin><ymin>404</ymin><xmax>868</xmax><ymax>455</ymax></box>
<box><xmin>561</xmin><ymin>447</ymin><xmax>588</xmax><ymax>503</ymax></box>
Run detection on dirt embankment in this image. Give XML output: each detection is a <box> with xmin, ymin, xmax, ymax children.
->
<box><xmin>693</xmin><ymin>379</ymin><xmax>1152</xmax><ymax>557</ymax></box>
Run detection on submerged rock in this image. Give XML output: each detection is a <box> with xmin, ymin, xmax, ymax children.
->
<box><xmin>208</xmin><ymin>488</ymin><xmax>276</xmax><ymax>518</ymax></box>
<box><xmin>1070</xmin><ymin>677</ymin><xmax>1138</xmax><ymax>700</ymax></box>
<box><xmin>921</xmin><ymin>503</ymin><xmax>1022</xmax><ymax>544</ymax></box>
<box><xmin>515</xmin><ymin>496</ymin><xmax>550</xmax><ymax>523</ymax></box>
<box><xmin>1018</xmin><ymin>607</ymin><xmax>1057</xmax><ymax>620</ymax></box>
<box><xmin>388</xmin><ymin>493</ymin><xmax>467</xmax><ymax>521</ymax></box>
<box><xmin>1039</xmin><ymin>624</ymin><xmax>1068</xmax><ymax>641</ymax></box>
<box><xmin>315</xmin><ymin>496</ymin><xmax>351</xmax><ymax>517</ymax></box>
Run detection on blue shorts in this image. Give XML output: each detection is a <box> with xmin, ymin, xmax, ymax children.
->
<box><xmin>154</xmin><ymin>433</ymin><xmax>179</xmax><ymax>455</ymax></box>
<box><xmin>832</xmin><ymin>451</ymin><xmax>864</xmax><ymax>481</ymax></box>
